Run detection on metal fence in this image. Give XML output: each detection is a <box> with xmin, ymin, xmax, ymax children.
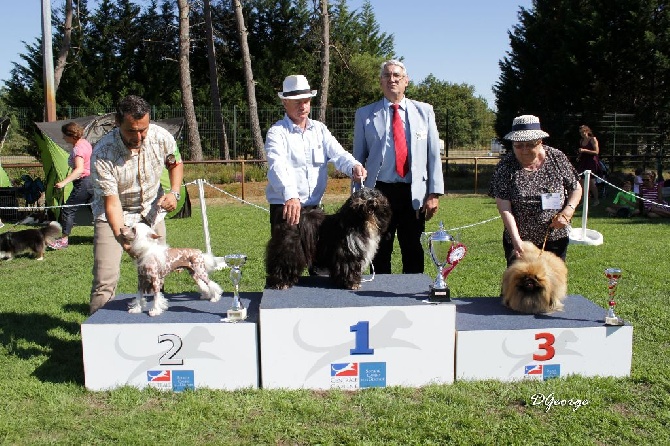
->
<box><xmin>1</xmin><ymin>105</ymin><xmax>492</xmax><ymax>160</ymax></box>
<box><xmin>0</xmin><ymin>107</ymin><xmax>664</xmax><ymax>172</ymax></box>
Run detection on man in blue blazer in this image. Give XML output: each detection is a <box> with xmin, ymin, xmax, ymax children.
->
<box><xmin>353</xmin><ymin>60</ymin><xmax>444</xmax><ymax>274</ymax></box>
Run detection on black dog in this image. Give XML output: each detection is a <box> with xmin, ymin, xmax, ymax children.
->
<box><xmin>265</xmin><ymin>188</ymin><xmax>392</xmax><ymax>290</ymax></box>
<box><xmin>0</xmin><ymin>221</ymin><xmax>62</xmax><ymax>260</ymax></box>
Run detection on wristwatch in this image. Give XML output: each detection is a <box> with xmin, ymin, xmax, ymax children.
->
<box><xmin>170</xmin><ymin>190</ymin><xmax>181</xmax><ymax>201</ymax></box>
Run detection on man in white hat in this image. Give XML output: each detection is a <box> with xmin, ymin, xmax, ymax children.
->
<box><xmin>265</xmin><ymin>74</ymin><xmax>366</xmax><ymax>228</ymax></box>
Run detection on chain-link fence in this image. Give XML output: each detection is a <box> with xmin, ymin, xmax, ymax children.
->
<box><xmin>1</xmin><ymin>105</ymin><xmax>490</xmax><ymax>161</ymax></box>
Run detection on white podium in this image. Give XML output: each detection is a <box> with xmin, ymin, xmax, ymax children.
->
<box><xmin>259</xmin><ymin>274</ymin><xmax>455</xmax><ymax>390</ymax></box>
<box><xmin>81</xmin><ymin>292</ymin><xmax>260</xmax><ymax>391</ymax></box>
<box><xmin>454</xmin><ymin>295</ymin><xmax>633</xmax><ymax>381</ymax></box>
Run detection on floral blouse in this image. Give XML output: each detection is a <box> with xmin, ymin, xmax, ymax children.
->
<box><xmin>488</xmin><ymin>146</ymin><xmax>581</xmax><ymax>246</ymax></box>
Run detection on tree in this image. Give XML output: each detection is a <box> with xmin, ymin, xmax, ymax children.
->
<box><xmin>494</xmin><ymin>0</ymin><xmax>670</xmax><ymax>155</ymax></box>
<box><xmin>54</xmin><ymin>0</ymin><xmax>74</xmax><ymax>91</ymax></box>
<box><xmin>317</xmin><ymin>0</ymin><xmax>330</xmax><ymax>122</ymax></box>
<box><xmin>233</xmin><ymin>0</ymin><xmax>264</xmax><ymax>159</ymax></box>
<box><xmin>177</xmin><ymin>0</ymin><xmax>203</xmax><ymax>161</ymax></box>
<box><xmin>204</xmin><ymin>0</ymin><xmax>230</xmax><ymax>159</ymax></box>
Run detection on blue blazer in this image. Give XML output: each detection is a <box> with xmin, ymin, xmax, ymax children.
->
<box><xmin>353</xmin><ymin>98</ymin><xmax>445</xmax><ymax>210</ymax></box>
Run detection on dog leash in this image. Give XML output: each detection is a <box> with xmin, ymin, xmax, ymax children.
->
<box><xmin>541</xmin><ymin>212</ymin><xmax>572</xmax><ymax>253</ymax></box>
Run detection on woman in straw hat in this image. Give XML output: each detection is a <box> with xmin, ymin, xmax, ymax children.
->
<box><xmin>489</xmin><ymin>115</ymin><xmax>582</xmax><ymax>265</ymax></box>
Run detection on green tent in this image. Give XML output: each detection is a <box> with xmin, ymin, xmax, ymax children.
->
<box><xmin>34</xmin><ymin>114</ymin><xmax>189</xmax><ymax>222</ymax></box>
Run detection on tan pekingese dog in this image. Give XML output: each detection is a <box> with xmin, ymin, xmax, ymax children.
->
<box><xmin>501</xmin><ymin>241</ymin><xmax>568</xmax><ymax>314</ymax></box>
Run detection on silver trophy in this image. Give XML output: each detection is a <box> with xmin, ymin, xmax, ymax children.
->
<box><xmin>222</xmin><ymin>254</ymin><xmax>248</xmax><ymax>322</ymax></box>
<box><xmin>421</xmin><ymin>222</ymin><xmax>465</xmax><ymax>302</ymax></box>
<box><xmin>604</xmin><ymin>267</ymin><xmax>624</xmax><ymax>326</ymax></box>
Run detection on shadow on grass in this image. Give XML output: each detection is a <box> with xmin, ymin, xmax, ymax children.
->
<box><xmin>0</xmin><ymin>310</ymin><xmax>85</xmax><ymax>385</ymax></box>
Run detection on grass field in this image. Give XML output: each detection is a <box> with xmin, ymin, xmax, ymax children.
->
<box><xmin>0</xmin><ymin>186</ymin><xmax>669</xmax><ymax>445</ymax></box>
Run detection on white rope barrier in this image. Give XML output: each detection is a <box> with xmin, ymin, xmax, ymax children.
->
<box><xmin>583</xmin><ymin>171</ymin><xmax>670</xmax><ymax>210</ymax></box>
<box><xmin>1</xmin><ymin>179</ymin><xmax>504</xmax><ymax>235</ymax></box>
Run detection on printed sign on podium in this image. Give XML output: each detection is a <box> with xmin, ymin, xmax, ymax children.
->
<box><xmin>260</xmin><ymin>274</ymin><xmax>455</xmax><ymax>390</ymax></box>
<box><xmin>81</xmin><ymin>293</ymin><xmax>260</xmax><ymax>391</ymax></box>
<box><xmin>454</xmin><ymin>296</ymin><xmax>633</xmax><ymax>381</ymax></box>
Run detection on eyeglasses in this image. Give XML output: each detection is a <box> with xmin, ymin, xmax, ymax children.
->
<box><xmin>512</xmin><ymin>141</ymin><xmax>540</xmax><ymax>150</ymax></box>
<box><xmin>382</xmin><ymin>72</ymin><xmax>405</xmax><ymax>80</ymax></box>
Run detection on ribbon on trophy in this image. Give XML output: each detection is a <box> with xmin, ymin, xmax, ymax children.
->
<box><xmin>442</xmin><ymin>242</ymin><xmax>467</xmax><ymax>279</ymax></box>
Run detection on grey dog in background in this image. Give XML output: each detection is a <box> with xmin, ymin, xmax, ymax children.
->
<box><xmin>0</xmin><ymin>221</ymin><xmax>62</xmax><ymax>260</ymax></box>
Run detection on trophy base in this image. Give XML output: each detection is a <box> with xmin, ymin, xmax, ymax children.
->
<box><xmin>222</xmin><ymin>307</ymin><xmax>247</xmax><ymax>323</ymax></box>
<box><xmin>605</xmin><ymin>316</ymin><xmax>624</xmax><ymax>326</ymax></box>
<box><xmin>428</xmin><ymin>286</ymin><xmax>451</xmax><ymax>303</ymax></box>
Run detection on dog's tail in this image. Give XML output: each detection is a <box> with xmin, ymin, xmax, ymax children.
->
<box><xmin>40</xmin><ymin>221</ymin><xmax>62</xmax><ymax>243</ymax></box>
<box><xmin>203</xmin><ymin>254</ymin><xmax>228</xmax><ymax>272</ymax></box>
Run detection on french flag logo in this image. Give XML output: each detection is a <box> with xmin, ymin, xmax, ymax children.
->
<box><xmin>147</xmin><ymin>370</ymin><xmax>172</xmax><ymax>382</ymax></box>
<box><xmin>331</xmin><ymin>363</ymin><xmax>358</xmax><ymax>377</ymax></box>
<box><xmin>524</xmin><ymin>365</ymin><xmax>543</xmax><ymax>375</ymax></box>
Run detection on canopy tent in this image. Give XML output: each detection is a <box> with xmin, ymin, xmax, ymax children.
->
<box><xmin>34</xmin><ymin>114</ymin><xmax>190</xmax><ymax>222</ymax></box>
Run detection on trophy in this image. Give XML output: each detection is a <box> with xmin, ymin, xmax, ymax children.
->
<box><xmin>421</xmin><ymin>222</ymin><xmax>466</xmax><ymax>302</ymax></box>
<box><xmin>604</xmin><ymin>267</ymin><xmax>624</xmax><ymax>325</ymax></box>
<box><xmin>222</xmin><ymin>254</ymin><xmax>247</xmax><ymax>322</ymax></box>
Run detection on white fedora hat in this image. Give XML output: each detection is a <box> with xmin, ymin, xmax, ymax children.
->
<box><xmin>503</xmin><ymin>115</ymin><xmax>550</xmax><ymax>141</ymax></box>
<box><xmin>277</xmin><ymin>75</ymin><xmax>317</xmax><ymax>100</ymax></box>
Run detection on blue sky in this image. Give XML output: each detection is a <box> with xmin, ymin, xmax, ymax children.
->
<box><xmin>0</xmin><ymin>0</ymin><xmax>532</xmax><ymax>109</ymax></box>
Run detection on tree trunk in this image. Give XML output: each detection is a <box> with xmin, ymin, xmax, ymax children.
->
<box><xmin>204</xmin><ymin>0</ymin><xmax>230</xmax><ymax>160</ymax></box>
<box><xmin>54</xmin><ymin>0</ymin><xmax>73</xmax><ymax>91</ymax></box>
<box><xmin>233</xmin><ymin>0</ymin><xmax>264</xmax><ymax>160</ymax></box>
<box><xmin>177</xmin><ymin>0</ymin><xmax>203</xmax><ymax>161</ymax></box>
<box><xmin>317</xmin><ymin>0</ymin><xmax>330</xmax><ymax>123</ymax></box>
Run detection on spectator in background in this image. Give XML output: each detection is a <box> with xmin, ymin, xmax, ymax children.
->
<box><xmin>633</xmin><ymin>167</ymin><xmax>644</xmax><ymax>195</ymax></box>
<box><xmin>264</xmin><ymin>74</ymin><xmax>366</xmax><ymax>229</ymax></box>
<box><xmin>48</xmin><ymin>122</ymin><xmax>94</xmax><ymax>250</ymax></box>
<box><xmin>490</xmin><ymin>115</ymin><xmax>582</xmax><ymax>265</ymax></box>
<box><xmin>575</xmin><ymin>124</ymin><xmax>601</xmax><ymax>206</ymax></box>
<box><xmin>353</xmin><ymin>59</ymin><xmax>444</xmax><ymax>274</ymax></box>
<box><xmin>606</xmin><ymin>180</ymin><xmax>637</xmax><ymax>217</ymax></box>
<box><xmin>638</xmin><ymin>171</ymin><xmax>670</xmax><ymax>218</ymax></box>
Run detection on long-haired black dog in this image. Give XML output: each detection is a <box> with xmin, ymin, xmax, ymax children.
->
<box><xmin>265</xmin><ymin>188</ymin><xmax>392</xmax><ymax>290</ymax></box>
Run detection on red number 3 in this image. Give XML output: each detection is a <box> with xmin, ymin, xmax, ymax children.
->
<box><xmin>533</xmin><ymin>332</ymin><xmax>555</xmax><ymax>361</ymax></box>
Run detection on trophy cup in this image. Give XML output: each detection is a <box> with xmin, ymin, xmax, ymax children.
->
<box><xmin>421</xmin><ymin>222</ymin><xmax>466</xmax><ymax>302</ymax></box>
<box><xmin>604</xmin><ymin>267</ymin><xmax>624</xmax><ymax>325</ymax></box>
<box><xmin>222</xmin><ymin>254</ymin><xmax>247</xmax><ymax>322</ymax></box>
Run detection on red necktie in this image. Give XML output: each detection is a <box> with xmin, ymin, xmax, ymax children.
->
<box><xmin>391</xmin><ymin>103</ymin><xmax>408</xmax><ymax>177</ymax></box>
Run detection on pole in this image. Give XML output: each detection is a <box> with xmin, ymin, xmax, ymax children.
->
<box><xmin>197</xmin><ymin>179</ymin><xmax>212</xmax><ymax>255</ymax></box>
<box><xmin>41</xmin><ymin>0</ymin><xmax>57</xmax><ymax>121</ymax></box>
<box><xmin>580</xmin><ymin>170</ymin><xmax>591</xmax><ymax>239</ymax></box>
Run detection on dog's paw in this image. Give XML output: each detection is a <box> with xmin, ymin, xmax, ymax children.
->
<box><xmin>148</xmin><ymin>307</ymin><xmax>164</xmax><ymax>317</ymax></box>
<box><xmin>127</xmin><ymin>302</ymin><xmax>143</xmax><ymax>314</ymax></box>
<box><xmin>149</xmin><ymin>295</ymin><xmax>169</xmax><ymax>316</ymax></box>
<box><xmin>209</xmin><ymin>293</ymin><xmax>221</xmax><ymax>303</ymax></box>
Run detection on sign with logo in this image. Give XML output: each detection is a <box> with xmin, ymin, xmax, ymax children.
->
<box><xmin>260</xmin><ymin>303</ymin><xmax>455</xmax><ymax>390</ymax></box>
<box><xmin>81</xmin><ymin>295</ymin><xmax>259</xmax><ymax>391</ymax></box>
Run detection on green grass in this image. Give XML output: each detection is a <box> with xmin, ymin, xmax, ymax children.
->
<box><xmin>1</xmin><ymin>195</ymin><xmax>669</xmax><ymax>445</ymax></box>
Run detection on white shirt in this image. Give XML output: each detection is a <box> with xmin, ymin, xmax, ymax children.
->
<box><xmin>264</xmin><ymin>115</ymin><xmax>360</xmax><ymax>206</ymax></box>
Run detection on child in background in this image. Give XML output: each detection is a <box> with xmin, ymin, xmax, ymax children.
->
<box><xmin>606</xmin><ymin>180</ymin><xmax>637</xmax><ymax>217</ymax></box>
<box><xmin>633</xmin><ymin>168</ymin><xmax>643</xmax><ymax>195</ymax></box>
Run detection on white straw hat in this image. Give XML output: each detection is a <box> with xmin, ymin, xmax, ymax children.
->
<box><xmin>503</xmin><ymin>115</ymin><xmax>550</xmax><ymax>141</ymax></box>
<box><xmin>277</xmin><ymin>75</ymin><xmax>317</xmax><ymax>100</ymax></box>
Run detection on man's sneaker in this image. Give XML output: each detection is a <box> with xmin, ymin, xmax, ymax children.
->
<box><xmin>47</xmin><ymin>237</ymin><xmax>69</xmax><ymax>250</ymax></box>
